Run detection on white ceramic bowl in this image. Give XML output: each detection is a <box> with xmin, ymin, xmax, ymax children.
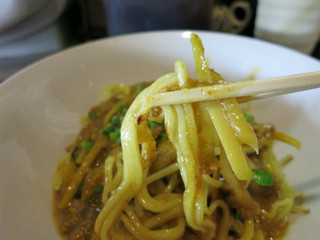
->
<box><xmin>0</xmin><ymin>30</ymin><xmax>319</xmax><ymax>239</ymax></box>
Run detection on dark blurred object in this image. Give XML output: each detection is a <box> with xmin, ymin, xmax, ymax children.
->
<box><xmin>312</xmin><ymin>40</ymin><xmax>320</xmax><ymax>59</ymax></box>
<box><xmin>211</xmin><ymin>0</ymin><xmax>257</xmax><ymax>36</ymax></box>
<box><xmin>78</xmin><ymin>0</ymin><xmax>107</xmax><ymax>40</ymax></box>
<box><xmin>103</xmin><ymin>0</ymin><xmax>213</xmax><ymax>36</ymax></box>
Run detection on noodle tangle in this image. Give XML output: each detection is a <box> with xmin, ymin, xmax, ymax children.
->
<box><xmin>52</xmin><ymin>33</ymin><xmax>306</xmax><ymax>240</ymax></box>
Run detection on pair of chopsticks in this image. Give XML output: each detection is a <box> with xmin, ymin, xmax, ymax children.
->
<box><xmin>150</xmin><ymin>71</ymin><xmax>320</xmax><ymax>106</ymax></box>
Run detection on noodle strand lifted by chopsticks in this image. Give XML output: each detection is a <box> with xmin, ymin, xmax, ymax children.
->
<box><xmin>95</xmin><ymin>33</ymin><xmax>261</xmax><ymax>238</ymax></box>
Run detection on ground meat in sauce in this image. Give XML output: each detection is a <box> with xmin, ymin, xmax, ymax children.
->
<box><xmin>53</xmin><ymin>84</ymin><xmax>146</xmax><ymax>240</ymax></box>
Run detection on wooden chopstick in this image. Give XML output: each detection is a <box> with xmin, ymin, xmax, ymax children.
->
<box><xmin>149</xmin><ymin>71</ymin><xmax>320</xmax><ymax>106</ymax></box>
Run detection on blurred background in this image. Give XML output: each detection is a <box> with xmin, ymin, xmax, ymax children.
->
<box><xmin>0</xmin><ymin>0</ymin><xmax>319</xmax><ymax>82</ymax></box>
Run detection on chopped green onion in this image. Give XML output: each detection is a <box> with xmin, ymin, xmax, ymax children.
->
<box><xmin>148</xmin><ymin>120</ymin><xmax>167</xmax><ymax>144</ymax></box>
<box><xmin>88</xmin><ymin>111</ymin><xmax>98</xmax><ymax>119</ymax></box>
<box><xmin>94</xmin><ymin>184</ymin><xmax>104</xmax><ymax>193</ymax></box>
<box><xmin>81</xmin><ymin>140</ymin><xmax>92</xmax><ymax>151</ymax></box>
<box><xmin>243</xmin><ymin>113</ymin><xmax>257</xmax><ymax>126</ymax></box>
<box><xmin>136</xmin><ymin>82</ymin><xmax>145</xmax><ymax>95</ymax></box>
<box><xmin>252</xmin><ymin>169</ymin><xmax>273</xmax><ymax>186</ymax></box>
<box><xmin>119</xmin><ymin>103</ymin><xmax>126</xmax><ymax>109</ymax></box>
<box><xmin>111</xmin><ymin>114</ymin><xmax>121</xmax><ymax>125</ymax></box>
<box><xmin>102</xmin><ymin>125</ymin><xmax>115</xmax><ymax>135</ymax></box>
<box><xmin>147</xmin><ymin>120</ymin><xmax>165</xmax><ymax>129</ymax></box>
<box><xmin>161</xmin><ymin>132</ymin><xmax>168</xmax><ymax>141</ymax></box>
<box><xmin>244</xmin><ymin>113</ymin><xmax>255</xmax><ymax>122</ymax></box>
<box><xmin>109</xmin><ymin>129</ymin><xmax>121</xmax><ymax>141</ymax></box>
<box><xmin>116</xmin><ymin>136</ymin><xmax>121</xmax><ymax>146</ymax></box>
<box><xmin>119</xmin><ymin>103</ymin><xmax>127</xmax><ymax>114</ymax></box>
<box><xmin>77</xmin><ymin>183</ymin><xmax>84</xmax><ymax>190</ymax></box>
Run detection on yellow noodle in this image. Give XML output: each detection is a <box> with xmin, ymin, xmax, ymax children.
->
<box><xmin>142</xmin><ymin>204</ymin><xmax>184</xmax><ymax>229</ymax></box>
<box><xmin>146</xmin><ymin>162</ymin><xmax>179</xmax><ymax>185</ymax></box>
<box><xmin>207</xmin><ymin>199</ymin><xmax>231</xmax><ymax>239</ymax></box>
<box><xmin>163</xmin><ymin>172</ymin><xmax>179</xmax><ymax>193</ymax></box>
<box><xmin>202</xmin><ymin>174</ymin><xmax>223</xmax><ymax>188</ymax></box>
<box><xmin>279</xmin><ymin>154</ymin><xmax>294</xmax><ymax>168</ymax></box>
<box><xmin>291</xmin><ymin>205</ymin><xmax>310</xmax><ymax>213</ymax></box>
<box><xmin>253</xmin><ymin>229</ymin><xmax>265</xmax><ymax>240</ymax></box>
<box><xmin>239</xmin><ymin>219</ymin><xmax>254</xmax><ymax>240</ymax></box>
<box><xmin>137</xmin><ymin>180</ymin><xmax>182</xmax><ymax>213</ymax></box>
<box><xmin>121</xmin><ymin>207</ymin><xmax>185</xmax><ymax>240</ymax></box>
<box><xmin>273</xmin><ymin>131</ymin><xmax>301</xmax><ymax>149</ymax></box>
<box><xmin>109</xmin><ymin>220</ymin><xmax>137</xmax><ymax>240</ymax></box>
<box><xmin>75</xmin><ymin>147</ymin><xmax>88</xmax><ymax>165</ymax></box>
<box><xmin>223</xmin><ymin>98</ymin><xmax>258</xmax><ymax>152</ymax></box>
<box><xmin>174</xmin><ymin>104</ymin><xmax>205</xmax><ymax>231</ymax></box>
<box><xmin>58</xmin><ymin>136</ymin><xmax>103</xmax><ymax>209</ymax></box>
<box><xmin>207</xmin><ymin>101</ymin><xmax>253</xmax><ymax>180</ymax></box>
<box><xmin>102</xmin><ymin>155</ymin><xmax>116</xmax><ymax>203</ymax></box>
